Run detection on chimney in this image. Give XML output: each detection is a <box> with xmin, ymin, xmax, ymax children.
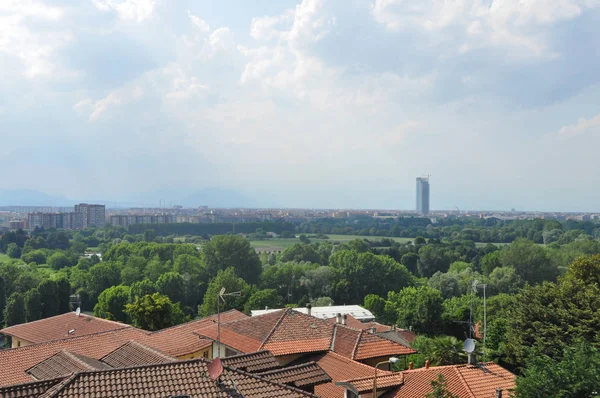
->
<box><xmin>425</xmin><ymin>360</ymin><xmax>430</xmax><ymax>369</ymax></box>
<box><xmin>370</xmin><ymin>326</ymin><xmax>376</xmax><ymax>334</ymax></box>
<box><xmin>495</xmin><ymin>388</ymin><xmax>503</xmax><ymax>398</ymax></box>
<box><xmin>342</xmin><ymin>314</ymin><xmax>347</xmax><ymax>326</ymax></box>
<box><xmin>468</xmin><ymin>352</ymin><xmax>477</xmax><ymax>366</ymax></box>
<box><xmin>307</xmin><ymin>303</ymin><xmax>312</xmax><ymax>317</ymax></box>
<box><xmin>408</xmin><ymin>361</ymin><xmax>414</xmax><ymax>370</ymax></box>
<box><xmin>336</xmin><ymin>313</ymin><xmax>342</xmax><ymax>324</ymax></box>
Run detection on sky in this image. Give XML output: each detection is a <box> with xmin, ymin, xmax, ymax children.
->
<box><xmin>1</xmin><ymin>0</ymin><xmax>600</xmax><ymax>211</ymax></box>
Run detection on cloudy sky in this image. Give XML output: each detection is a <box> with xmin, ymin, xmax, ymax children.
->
<box><xmin>1</xmin><ymin>0</ymin><xmax>599</xmax><ymax>211</ymax></box>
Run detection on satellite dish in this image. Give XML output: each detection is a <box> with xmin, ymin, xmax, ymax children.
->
<box><xmin>464</xmin><ymin>338</ymin><xmax>475</xmax><ymax>353</ymax></box>
<box><xmin>75</xmin><ymin>307</ymin><xmax>81</xmax><ymax>317</ymax></box>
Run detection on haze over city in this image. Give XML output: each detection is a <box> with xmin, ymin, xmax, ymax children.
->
<box><xmin>1</xmin><ymin>0</ymin><xmax>600</xmax><ymax>211</ymax></box>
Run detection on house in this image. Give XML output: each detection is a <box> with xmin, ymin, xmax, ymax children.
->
<box><xmin>0</xmin><ymin>312</ymin><xmax>131</xmax><ymax>348</ymax></box>
<box><xmin>0</xmin><ymin>349</ymin><xmax>331</xmax><ymax>398</ymax></box>
<box><xmin>251</xmin><ymin>305</ymin><xmax>375</xmax><ymax>321</ymax></box>
<box><xmin>195</xmin><ymin>308</ymin><xmax>416</xmax><ymax>367</ymax></box>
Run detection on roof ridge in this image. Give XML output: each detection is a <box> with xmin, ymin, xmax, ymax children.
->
<box><xmin>226</xmin><ymin>363</ymin><xmax>318</xmax><ymax>397</ymax></box>
<box><xmin>330</xmin><ymin>324</ymin><xmax>337</xmax><ymax>351</ymax></box>
<box><xmin>258</xmin><ymin>308</ymin><xmax>290</xmax><ymax>350</ymax></box>
<box><xmin>453</xmin><ymin>365</ymin><xmax>477</xmax><ymax>398</ymax></box>
<box><xmin>100</xmin><ymin>340</ymin><xmax>175</xmax><ymax>362</ymax></box>
<box><xmin>63</xmin><ymin>351</ymin><xmax>102</xmax><ymax>371</ymax></box>
<box><xmin>149</xmin><ymin>309</ymin><xmax>244</xmax><ymax>334</ymax></box>
<box><xmin>38</xmin><ymin>372</ymin><xmax>79</xmax><ymax>398</ymax></box>
<box><xmin>341</xmin><ymin>371</ymin><xmax>398</xmax><ymax>383</ymax></box>
<box><xmin>351</xmin><ymin>329</ymin><xmax>363</xmax><ymax>359</ymax></box>
<box><xmin>256</xmin><ymin>361</ymin><xmax>318</xmax><ymax>376</ymax></box>
<box><xmin>0</xmin><ymin>326</ymin><xmax>145</xmax><ymax>354</ymax></box>
<box><xmin>324</xmin><ymin>351</ymin><xmax>392</xmax><ymax>372</ymax></box>
<box><xmin>0</xmin><ymin>312</ymin><xmax>131</xmax><ymax>333</ymax></box>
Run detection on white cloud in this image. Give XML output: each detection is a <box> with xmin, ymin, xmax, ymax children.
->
<box><xmin>558</xmin><ymin>113</ymin><xmax>600</xmax><ymax>137</ymax></box>
<box><xmin>92</xmin><ymin>0</ymin><xmax>157</xmax><ymax>22</ymax></box>
<box><xmin>89</xmin><ymin>93</ymin><xmax>121</xmax><ymax>121</ymax></box>
<box><xmin>188</xmin><ymin>11</ymin><xmax>210</xmax><ymax>33</ymax></box>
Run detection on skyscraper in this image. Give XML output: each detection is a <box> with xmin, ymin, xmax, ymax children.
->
<box><xmin>416</xmin><ymin>177</ymin><xmax>430</xmax><ymax>215</ymax></box>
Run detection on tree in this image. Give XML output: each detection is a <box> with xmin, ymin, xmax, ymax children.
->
<box><xmin>500</xmin><ymin>238</ymin><xmax>557</xmax><ymax>284</ymax></box>
<box><xmin>418</xmin><ymin>245</ymin><xmax>451</xmax><ymax>277</ymax></box>
<box><xmin>129</xmin><ymin>279</ymin><xmax>157</xmax><ymax>303</ymax></box>
<box><xmin>515</xmin><ymin>341</ymin><xmax>600</xmax><ymax>398</ymax></box>
<box><xmin>24</xmin><ymin>288</ymin><xmax>42</xmax><ymax>322</ymax></box>
<box><xmin>144</xmin><ymin>256</ymin><xmax>171</xmax><ymax>282</ymax></box>
<box><xmin>3</xmin><ymin>292</ymin><xmax>26</xmax><ymax>327</ymax></box>
<box><xmin>125</xmin><ymin>293</ymin><xmax>187</xmax><ymax>331</ymax></box>
<box><xmin>280</xmin><ymin>244</ymin><xmax>321</xmax><ymax>264</ymax></box>
<box><xmin>156</xmin><ymin>272</ymin><xmax>185</xmax><ymax>305</ymax></box>
<box><xmin>21</xmin><ymin>250</ymin><xmax>47</xmax><ymax>265</ymax></box>
<box><xmin>401</xmin><ymin>253</ymin><xmax>419</xmax><ymax>275</ymax></box>
<box><xmin>199</xmin><ymin>267</ymin><xmax>250</xmax><ymax>317</ymax></box>
<box><xmin>563</xmin><ymin>254</ymin><xmax>600</xmax><ymax>286</ymax></box>
<box><xmin>243</xmin><ymin>289</ymin><xmax>283</xmax><ymax>313</ymax></box>
<box><xmin>56</xmin><ymin>277</ymin><xmax>72</xmax><ymax>314</ymax></box>
<box><xmin>427</xmin><ymin>272</ymin><xmax>461</xmax><ymax>299</ymax></box>
<box><xmin>299</xmin><ymin>235</ymin><xmax>311</xmax><ymax>244</ymax></box>
<box><xmin>202</xmin><ymin>235</ymin><xmax>262</xmax><ymax>284</ymax></box>
<box><xmin>413</xmin><ymin>335</ymin><xmax>466</xmax><ymax>366</ymax></box>
<box><xmin>426</xmin><ymin>374</ymin><xmax>459</xmax><ymax>398</ymax></box>
<box><xmin>88</xmin><ymin>262</ymin><xmax>121</xmax><ymax>301</ymax></box>
<box><xmin>120</xmin><ymin>266</ymin><xmax>143</xmax><ymax>286</ymax></box>
<box><xmin>48</xmin><ymin>252</ymin><xmax>72</xmax><ymax>270</ymax></box>
<box><xmin>487</xmin><ymin>266</ymin><xmax>522</xmax><ymax>294</ymax></box>
<box><xmin>364</xmin><ymin>294</ymin><xmax>386</xmax><ymax>321</ymax></box>
<box><xmin>143</xmin><ymin>229</ymin><xmax>157</xmax><ymax>242</ymax></box>
<box><xmin>301</xmin><ymin>266</ymin><xmax>336</xmax><ymax>299</ymax></box>
<box><xmin>6</xmin><ymin>243</ymin><xmax>21</xmax><ymax>259</ymax></box>
<box><xmin>38</xmin><ymin>280</ymin><xmax>60</xmax><ymax>318</ymax></box>
<box><xmin>313</xmin><ymin>296</ymin><xmax>334</xmax><ymax>307</ymax></box>
<box><xmin>447</xmin><ymin>261</ymin><xmax>471</xmax><ymax>274</ymax></box>
<box><xmin>389</xmin><ymin>286</ymin><xmax>443</xmax><ymax>335</ymax></box>
<box><xmin>94</xmin><ymin>285</ymin><xmax>131</xmax><ymax>322</ymax></box>
<box><xmin>481</xmin><ymin>251</ymin><xmax>502</xmax><ymax>276</ymax></box>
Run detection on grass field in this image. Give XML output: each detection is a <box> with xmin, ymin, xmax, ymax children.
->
<box><xmin>250</xmin><ymin>234</ymin><xmax>415</xmax><ymax>252</ymax></box>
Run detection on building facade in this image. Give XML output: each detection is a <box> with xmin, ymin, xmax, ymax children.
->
<box><xmin>75</xmin><ymin>203</ymin><xmax>106</xmax><ymax>227</ymax></box>
<box><xmin>416</xmin><ymin>177</ymin><xmax>430</xmax><ymax>215</ymax></box>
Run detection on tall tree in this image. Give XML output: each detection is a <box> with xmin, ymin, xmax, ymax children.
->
<box><xmin>156</xmin><ymin>272</ymin><xmax>186</xmax><ymax>305</ymax></box>
<box><xmin>500</xmin><ymin>238</ymin><xmax>557</xmax><ymax>284</ymax></box>
<box><xmin>389</xmin><ymin>286</ymin><xmax>443</xmax><ymax>335</ymax></box>
<box><xmin>24</xmin><ymin>288</ymin><xmax>42</xmax><ymax>322</ymax></box>
<box><xmin>202</xmin><ymin>235</ymin><xmax>262</xmax><ymax>284</ymax></box>
<box><xmin>94</xmin><ymin>285</ymin><xmax>131</xmax><ymax>323</ymax></box>
<box><xmin>125</xmin><ymin>293</ymin><xmax>187</xmax><ymax>331</ymax></box>
<box><xmin>3</xmin><ymin>292</ymin><xmax>26</xmax><ymax>327</ymax></box>
<box><xmin>199</xmin><ymin>267</ymin><xmax>250</xmax><ymax>317</ymax></box>
<box><xmin>38</xmin><ymin>280</ymin><xmax>60</xmax><ymax>318</ymax></box>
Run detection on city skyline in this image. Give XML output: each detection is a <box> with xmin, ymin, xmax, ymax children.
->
<box><xmin>1</xmin><ymin>1</ymin><xmax>600</xmax><ymax>211</ymax></box>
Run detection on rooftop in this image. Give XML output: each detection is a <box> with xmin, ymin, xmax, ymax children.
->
<box><xmin>251</xmin><ymin>305</ymin><xmax>375</xmax><ymax>321</ymax></box>
<box><xmin>0</xmin><ymin>312</ymin><xmax>130</xmax><ymax>344</ymax></box>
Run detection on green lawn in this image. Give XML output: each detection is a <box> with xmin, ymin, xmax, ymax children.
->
<box><xmin>250</xmin><ymin>234</ymin><xmax>415</xmax><ymax>252</ymax></box>
<box><xmin>0</xmin><ymin>253</ymin><xmax>11</xmax><ymax>262</ymax></box>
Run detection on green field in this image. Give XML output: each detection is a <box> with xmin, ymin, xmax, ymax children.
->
<box><xmin>0</xmin><ymin>253</ymin><xmax>11</xmax><ymax>262</ymax></box>
<box><xmin>250</xmin><ymin>234</ymin><xmax>415</xmax><ymax>252</ymax></box>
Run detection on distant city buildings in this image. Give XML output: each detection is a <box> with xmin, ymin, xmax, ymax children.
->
<box><xmin>416</xmin><ymin>176</ymin><xmax>430</xmax><ymax>215</ymax></box>
<box><xmin>26</xmin><ymin>204</ymin><xmax>105</xmax><ymax>230</ymax></box>
<box><xmin>75</xmin><ymin>203</ymin><xmax>106</xmax><ymax>228</ymax></box>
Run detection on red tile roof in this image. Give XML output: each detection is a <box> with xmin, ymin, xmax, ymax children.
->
<box><xmin>0</xmin><ymin>312</ymin><xmax>130</xmax><ymax>344</ymax></box>
<box><xmin>353</xmin><ymin>330</ymin><xmax>416</xmax><ymax>360</ymax></box>
<box><xmin>35</xmin><ymin>358</ymin><xmax>318</xmax><ymax>398</ymax></box>
<box><xmin>383</xmin><ymin>363</ymin><xmax>516</xmax><ymax>398</ymax></box>
<box><xmin>221</xmin><ymin>351</ymin><xmax>282</xmax><ymax>373</ymax></box>
<box><xmin>257</xmin><ymin>362</ymin><xmax>332</xmax><ymax>388</ymax></box>
<box><xmin>338</xmin><ymin>373</ymin><xmax>405</xmax><ymax>394</ymax></box>
<box><xmin>0</xmin><ymin>310</ymin><xmax>243</xmax><ymax>387</ymax></box>
<box><xmin>0</xmin><ymin>378</ymin><xmax>62</xmax><ymax>398</ymax></box>
<box><xmin>25</xmin><ymin>351</ymin><xmax>111</xmax><ymax>380</ymax></box>
<box><xmin>308</xmin><ymin>351</ymin><xmax>391</xmax><ymax>398</ymax></box>
<box><xmin>100</xmin><ymin>341</ymin><xmax>176</xmax><ymax>368</ymax></box>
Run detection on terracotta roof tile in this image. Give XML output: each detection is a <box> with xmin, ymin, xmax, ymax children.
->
<box><xmin>304</xmin><ymin>351</ymin><xmax>391</xmax><ymax>398</ymax></box>
<box><xmin>261</xmin><ymin>310</ymin><xmax>334</xmax><ymax>355</ymax></box>
<box><xmin>197</xmin><ymin>324</ymin><xmax>264</xmax><ymax>353</ymax></box>
<box><xmin>0</xmin><ymin>310</ymin><xmax>244</xmax><ymax>387</ymax></box>
<box><xmin>258</xmin><ymin>362</ymin><xmax>332</xmax><ymax>388</ymax></box>
<box><xmin>0</xmin><ymin>378</ymin><xmax>63</xmax><ymax>398</ymax></box>
<box><xmin>331</xmin><ymin>324</ymin><xmax>361</xmax><ymax>358</ymax></box>
<box><xmin>34</xmin><ymin>358</ymin><xmax>318</xmax><ymax>398</ymax></box>
<box><xmin>25</xmin><ymin>350</ymin><xmax>111</xmax><ymax>380</ymax></box>
<box><xmin>383</xmin><ymin>363</ymin><xmax>516</xmax><ymax>398</ymax></box>
<box><xmin>100</xmin><ymin>341</ymin><xmax>176</xmax><ymax>368</ymax></box>
<box><xmin>338</xmin><ymin>373</ymin><xmax>405</xmax><ymax>393</ymax></box>
<box><xmin>354</xmin><ymin>330</ymin><xmax>416</xmax><ymax>360</ymax></box>
<box><xmin>221</xmin><ymin>351</ymin><xmax>281</xmax><ymax>373</ymax></box>
<box><xmin>0</xmin><ymin>312</ymin><xmax>130</xmax><ymax>344</ymax></box>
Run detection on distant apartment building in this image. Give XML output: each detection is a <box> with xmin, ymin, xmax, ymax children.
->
<box><xmin>110</xmin><ymin>214</ymin><xmax>174</xmax><ymax>228</ymax></box>
<box><xmin>416</xmin><ymin>176</ymin><xmax>430</xmax><ymax>215</ymax></box>
<box><xmin>74</xmin><ymin>203</ymin><xmax>106</xmax><ymax>227</ymax></box>
<box><xmin>9</xmin><ymin>220</ymin><xmax>27</xmax><ymax>230</ymax></box>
